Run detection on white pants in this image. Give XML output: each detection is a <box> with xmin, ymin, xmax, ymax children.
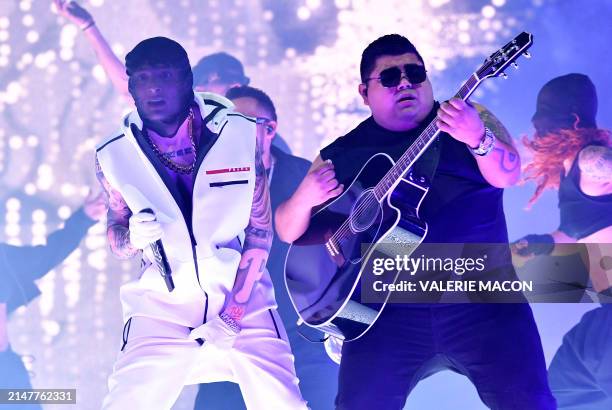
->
<box><xmin>102</xmin><ymin>310</ymin><xmax>308</xmax><ymax>410</ymax></box>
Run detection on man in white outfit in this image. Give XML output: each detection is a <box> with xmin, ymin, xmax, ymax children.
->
<box><xmin>95</xmin><ymin>36</ymin><xmax>306</xmax><ymax>410</ymax></box>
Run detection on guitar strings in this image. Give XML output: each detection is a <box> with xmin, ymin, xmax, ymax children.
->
<box><xmin>328</xmin><ymin>127</ymin><xmax>435</xmax><ymax>247</ymax></box>
<box><xmin>329</xmin><ymin>121</ymin><xmax>438</xmax><ymax>244</ymax></box>
<box><xmin>327</xmin><ymin>76</ymin><xmax>478</xmax><ymax>251</ymax></box>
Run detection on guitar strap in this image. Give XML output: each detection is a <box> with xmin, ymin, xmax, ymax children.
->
<box><xmin>410</xmin><ymin>134</ymin><xmax>442</xmax><ymax>187</ymax></box>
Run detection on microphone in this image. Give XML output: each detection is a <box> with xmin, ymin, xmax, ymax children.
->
<box><xmin>141</xmin><ymin>208</ymin><xmax>174</xmax><ymax>292</ymax></box>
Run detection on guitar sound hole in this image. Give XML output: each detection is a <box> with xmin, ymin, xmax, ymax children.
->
<box><xmin>349</xmin><ymin>189</ymin><xmax>380</xmax><ymax>233</ymax></box>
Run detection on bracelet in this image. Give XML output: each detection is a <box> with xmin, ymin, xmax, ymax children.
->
<box><xmin>219</xmin><ymin>312</ymin><xmax>241</xmax><ymax>333</ymax></box>
<box><xmin>81</xmin><ymin>20</ymin><xmax>95</xmax><ymax>31</ymax></box>
<box><xmin>470</xmin><ymin>127</ymin><xmax>496</xmax><ymax>157</ymax></box>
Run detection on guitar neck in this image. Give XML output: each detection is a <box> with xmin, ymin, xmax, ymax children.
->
<box><xmin>373</xmin><ymin>73</ymin><xmax>481</xmax><ymax>200</ymax></box>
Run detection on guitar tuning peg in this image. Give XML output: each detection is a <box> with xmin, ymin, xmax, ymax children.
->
<box><xmin>523</xmin><ymin>51</ymin><xmax>531</xmax><ymax>59</ymax></box>
<box><xmin>501</xmin><ymin>72</ymin><xmax>508</xmax><ymax>79</ymax></box>
<box><xmin>512</xmin><ymin>62</ymin><xmax>519</xmax><ymax>69</ymax></box>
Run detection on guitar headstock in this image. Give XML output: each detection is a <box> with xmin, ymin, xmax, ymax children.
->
<box><xmin>476</xmin><ymin>31</ymin><xmax>533</xmax><ymax>81</ymax></box>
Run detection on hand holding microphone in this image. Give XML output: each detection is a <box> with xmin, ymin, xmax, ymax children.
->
<box><xmin>129</xmin><ymin>209</ymin><xmax>174</xmax><ymax>292</ymax></box>
<box><xmin>128</xmin><ymin>210</ymin><xmax>164</xmax><ymax>249</ymax></box>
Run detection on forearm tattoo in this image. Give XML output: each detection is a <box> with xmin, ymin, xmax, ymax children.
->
<box><xmin>579</xmin><ymin>145</ymin><xmax>612</xmax><ymax>182</ymax></box>
<box><xmin>475</xmin><ymin>104</ymin><xmax>521</xmax><ymax>173</ymax></box>
<box><xmin>477</xmin><ymin>105</ymin><xmax>520</xmax><ymax>173</ymax></box>
<box><xmin>245</xmin><ymin>137</ymin><xmax>273</xmax><ymax>251</ymax></box>
<box><xmin>233</xmin><ymin>254</ymin><xmax>267</xmax><ymax>304</ymax></box>
<box><xmin>95</xmin><ymin>156</ymin><xmax>138</xmax><ymax>259</ymax></box>
<box><xmin>492</xmin><ymin>147</ymin><xmax>520</xmax><ymax>173</ymax></box>
<box><xmin>227</xmin><ymin>138</ymin><xmax>273</xmax><ymax>318</ymax></box>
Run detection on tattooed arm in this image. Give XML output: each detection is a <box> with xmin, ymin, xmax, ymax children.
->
<box><xmin>472</xmin><ymin>103</ymin><xmax>521</xmax><ymax>188</ymax></box>
<box><xmin>223</xmin><ymin>136</ymin><xmax>273</xmax><ymax>324</ymax></box>
<box><xmin>95</xmin><ymin>155</ymin><xmax>139</xmax><ymax>259</ymax></box>
<box><xmin>437</xmin><ymin>99</ymin><xmax>520</xmax><ymax>188</ymax></box>
<box><xmin>578</xmin><ymin>145</ymin><xmax>612</xmax><ymax>183</ymax></box>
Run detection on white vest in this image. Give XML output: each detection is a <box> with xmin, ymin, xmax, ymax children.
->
<box><xmin>96</xmin><ymin>92</ymin><xmax>275</xmax><ymax>326</ymax></box>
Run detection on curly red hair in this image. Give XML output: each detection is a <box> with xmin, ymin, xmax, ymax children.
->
<box><xmin>522</xmin><ymin>128</ymin><xmax>611</xmax><ymax>207</ymax></box>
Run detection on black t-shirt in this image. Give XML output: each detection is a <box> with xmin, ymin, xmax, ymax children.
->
<box><xmin>320</xmin><ymin>104</ymin><xmax>510</xmax><ymax>244</ymax></box>
<box><xmin>558</xmin><ymin>145</ymin><xmax>612</xmax><ymax>239</ymax></box>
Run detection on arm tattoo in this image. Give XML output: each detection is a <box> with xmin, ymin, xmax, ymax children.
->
<box><xmin>476</xmin><ymin>104</ymin><xmax>520</xmax><ymax>173</ymax></box>
<box><xmin>244</xmin><ymin>134</ymin><xmax>274</xmax><ymax>251</ymax></box>
<box><xmin>233</xmin><ymin>255</ymin><xmax>267</xmax><ymax>304</ymax></box>
<box><xmin>226</xmin><ymin>135</ymin><xmax>273</xmax><ymax>319</ymax></box>
<box><xmin>95</xmin><ymin>155</ymin><xmax>139</xmax><ymax>259</ymax></box>
<box><xmin>579</xmin><ymin>145</ymin><xmax>612</xmax><ymax>182</ymax></box>
<box><xmin>492</xmin><ymin>147</ymin><xmax>520</xmax><ymax>173</ymax></box>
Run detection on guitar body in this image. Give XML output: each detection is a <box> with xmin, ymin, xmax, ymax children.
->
<box><xmin>284</xmin><ymin>153</ymin><xmax>429</xmax><ymax>340</ymax></box>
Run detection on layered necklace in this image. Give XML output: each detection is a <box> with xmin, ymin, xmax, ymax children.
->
<box><xmin>144</xmin><ymin>108</ymin><xmax>197</xmax><ymax>175</ymax></box>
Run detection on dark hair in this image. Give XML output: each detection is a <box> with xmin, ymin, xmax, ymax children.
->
<box><xmin>125</xmin><ymin>37</ymin><xmax>192</xmax><ymax>79</ymax></box>
<box><xmin>226</xmin><ymin>85</ymin><xmax>277</xmax><ymax>122</ymax></box>
<box><xmin>360</xmin><ymin>34</ymin><xmax>424</xmax><ymax>83</ymax></box>
<box><xmin>192</xmin><ymin>52</ymin><xmax>250</xmax><ymax>86</ymax></box>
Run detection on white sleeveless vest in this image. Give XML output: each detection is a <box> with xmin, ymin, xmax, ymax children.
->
<box><xmin>96</xmin><ymin>92</ymin><xmax>276</xmax><ymax>327</ymax></box>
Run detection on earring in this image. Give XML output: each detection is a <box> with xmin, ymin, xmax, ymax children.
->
<box><xmin>571</xmin><ymin>113</ymin><xmax>580</xmax><ymax>129</ymax></box>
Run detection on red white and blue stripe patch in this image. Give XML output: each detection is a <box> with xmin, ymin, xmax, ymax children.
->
<box><xmin>205</xmin><ymin>167</ymin><xmax>251</xmax><ymax>175</ymax></box>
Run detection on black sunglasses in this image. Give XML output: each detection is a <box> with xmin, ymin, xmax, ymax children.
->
<box><xmin>366</xmin><ymin>64</ymin><xmax>427</xmax><ymax>88</ymax></box>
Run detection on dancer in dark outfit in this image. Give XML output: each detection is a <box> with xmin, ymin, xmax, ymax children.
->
<box><xmin>518</xmin><ymin>73</ymin><xmax>612</xmax><ymax>410</ymax></box>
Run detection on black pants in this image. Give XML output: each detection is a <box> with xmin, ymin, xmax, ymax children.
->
<box><xmin>548</xmin><ymin>304</ymin><xmax>612</xmax><ymax>409</ymax></box>
<box><xmin>336</xmin><ymin>304</ymin><xmax>556</xmax><ymax>410</ymax></box>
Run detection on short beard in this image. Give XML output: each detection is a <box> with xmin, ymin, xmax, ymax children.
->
<box><xmin>140</xmin><ymin>88</ymin><xmax>194</xmax><ymax>137</ymax></box>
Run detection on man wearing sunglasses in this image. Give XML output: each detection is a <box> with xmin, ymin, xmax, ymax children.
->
<box><xmin>276</xmin><ymin>34</ymin><xmax>555</xmax><ymax>409</ymax></box>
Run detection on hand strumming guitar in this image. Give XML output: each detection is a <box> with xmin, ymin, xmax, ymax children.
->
<box><xmin>294</xmin><ymin>159</ymin><xmax>344</xmax><ymax>208</ymax></box>
<box><xmin>275</xmin><ymin>157</ymin><xmax>344</xmax><ymax>243</ymax></box>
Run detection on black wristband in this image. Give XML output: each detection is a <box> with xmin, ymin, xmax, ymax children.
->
<box><xmin>516</xmin><ymin>234</ymin><xmax>555</xmax><ymax>256</ymax></box>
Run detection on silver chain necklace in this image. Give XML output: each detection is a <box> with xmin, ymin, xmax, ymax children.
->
<box><xmin>144</xmin><ymin>109</ymin><xmax>197</xmax><ymax>175</ymax></box>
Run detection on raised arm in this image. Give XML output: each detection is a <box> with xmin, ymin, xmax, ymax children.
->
<box><xmin>275</xmin><ymin>155</ymin><xmax>344</xmax><ymax>243</ymax></box>
<box><xmin>437</xmin><ymin>99</ymin><xmax>521</xmax><ymax>188</ymax></box>
<box><xmin>54</xmin><ymin>0</ymin><xmax>130</xmax><ymax>98</ymax></box>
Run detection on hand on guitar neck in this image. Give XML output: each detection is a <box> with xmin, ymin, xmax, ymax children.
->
<box><xmin>275</xmin><ymin>157</ymin><xmax>344</xmax><ymax>243</ymax></box>
<box><xmin>438</xmin><ymin>99</ymin><xmax>521</xmax><ymax>188</ymax></box>
<box><xmin>437</xmin><ymin>98</ymin><xmax>485</xmax><ymax>148</ymax></box>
